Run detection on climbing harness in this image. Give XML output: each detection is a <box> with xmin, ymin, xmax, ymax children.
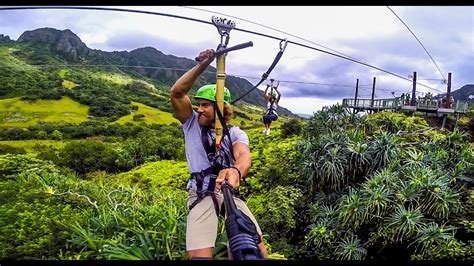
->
<box><xmin>231</xmin><ymin>38</ymin><xmax>288</xmax><ymax>104</ymax></box>
<box><xmin>188</xmin><ymin>120</ymin><xmax>235</xmax><ymax>216</ymax></box>
<box><xmin>264</xmin><ymin>79</ymin><xmax>280</xmax><ymax>116</ymax></box>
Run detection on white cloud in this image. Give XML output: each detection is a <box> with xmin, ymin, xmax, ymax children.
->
<box><xmin>280</xmin><ymin>97</ymin><xmax>341</xmax><ymax>115</ymax></box>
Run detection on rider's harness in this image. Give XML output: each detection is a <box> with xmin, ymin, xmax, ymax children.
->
<box><xmin>265</xmin><ymin>100</ymin><xmax>278</xmax><ymax>116</ymax></box>
<box><xmin>188</xmin><ymin>105</ymin><xmax>240</xmax><ymax>216</ymax></box>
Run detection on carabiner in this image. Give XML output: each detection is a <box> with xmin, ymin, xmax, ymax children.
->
<box><xmin>279</xmin><ymin>38</ymin><xmax>288</xmax><ymax>52</ymax></box>
<box><xmin>220</xmin><ymin>32</ymin><xmax>230</xmax><ymax>49</ymax></box>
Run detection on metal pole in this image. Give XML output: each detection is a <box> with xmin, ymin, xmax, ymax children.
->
<box><xmin>411</xmin><ymin>71</ymin><xmax>417</xmax><ymax>106</ymax></box>
<box><xmin>354</xmin><ymin>78</ymin><xmax>359</xmax><ymax>109</ymax></box>
<box><xmin>370</xmin><ymin>77</ymin><xmax>376</xmax><ymax>108</ymax></box>
<box><xmin>447</xmin><ymin>72</ymin><xmax>452</xmax><ymax>97</ymax></box>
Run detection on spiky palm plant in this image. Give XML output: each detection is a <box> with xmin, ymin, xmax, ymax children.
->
<box><xmin>437</xmin><ymin>127</ymin><xmax>470</xmax><ymax>165</ymax></box>
<box><xmin>423</xmin><ymin>144</ymin><xmax>449</xmax><ymax>169</ymax></box>
<box><xmin>368</xmin><ymin>131</ymin><xmax>400</xmax><ymax>173</ymax></box>
<box><xmin>394</xmin><ymin>178</ymin><xmax>422</xmax><ymax>209</ymax></box>
<box><xmin>364</xmin><ymin>168</ymin><xmax>398</xmax><ymax>190</ymax></box>
<box><xmin>387</xmin><ymin>206</ymin><xmax>425</xmax><ymax>243</ymax></box>
<box><xmin>319</xmin><ymin>145</ymin><xmax>347</xmax><ymax>190</ymax></box>
<box><xmin>410</xmin><ymin>222</ymin><xmax>456</xmax><ymax>255</ymax></box>
<box><xmin>334</xmin><ymin>235</ymin><xmax>367</xmax><ymax>260</ymax></box>
<box><xmin>303</xmin><ymin>104</ymin><xmax>352</xmax><ymax>139</ymax></box>
<box><xmin>298</xmin><ymin>138</ymin><xmax>322</xmax><ymax>192</ymax></box>
<box><xmin>422</xmin><ymin>185</ymin><xmax>460</xmax><ymax>220</ymax></box>
<box><xmin>402</xmin><ymin>148</ymin><xmax>426</xmax><ymax>168</ymax></box>
<box><xmin>362</xmin><ymin>183</ymin><xmax>392</xmax><ymax>222</ymax></box>
<box><xmin>379</xmin><ymin>114</ymin><xmax>401</xmax><ymax>133</ymax></box>
<box><xmin>309</xmin><ymin>202</ymin><xmax>338</xmax><ymax>225</ymax></box>
<box><xmin>337</xmin><ymin>189</ymin><xmax>366</xmax><ymax>229</ymax></box>
<box><xmin>347</xmin><ymin>141</ymin><xmax>370</xmax><ymax>179</ymax></box>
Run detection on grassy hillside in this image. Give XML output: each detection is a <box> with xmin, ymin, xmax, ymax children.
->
<box><xmin>0</xmin><ymin>96</ymin><xmax>89</xmax><ymax>127</ymax></box>
<box><xmin>115</xmin><ymin>101</ymin><xmax>179</xmax><ymax>125</ymax></box>
<box><xmin>0</xmin><ymin>94</ymin><xmax>284</xmax><ymax>129</ymax></box>
<box><xmin>0</xmin><ymin>139</ymin><xmax>65</xmax><ymax>155</ymax></box>
<box><xmin>112</xmin><ymin>160</ymin><xmax>190</xmax><ymax>191</ymax></box>
<box><xmin>0</xmin><ymin>45</ymin><xmax>37</xmax><ymax>71</ymax></box>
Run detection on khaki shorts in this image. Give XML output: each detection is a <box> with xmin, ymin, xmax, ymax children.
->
<box><xmin>186</xmin><ymin>189</ymin><xmax>262</xmax><ymax>251</ymax></box>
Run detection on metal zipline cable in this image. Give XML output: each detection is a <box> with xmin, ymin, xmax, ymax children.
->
<box><xmin>0</xmin><ymin>6</ymin><xmax>440</xmax><ymax>92</ymax></box>
<box><xmin>387</xmin><ymin>6</ymin><xmax>446</xmax><ymax>81</ymax></box>
<box><xmin>181</xmin><ymin>6</ymin><xmax>360</xmax><ymax>62</ymax></box>
<box><xmin>27</xmin><ymin>63</ymin><xmax>384</xmax><ymax>90</ymax></box>
<box><xmin>29</xmin><ymin>62</ymin><xmax>437</xmax><ymax>99</ymax></box>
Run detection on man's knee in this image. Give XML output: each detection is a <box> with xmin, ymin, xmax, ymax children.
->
<box><xmin>258</xmin><ymin>235</ymin><xmax>268</xmax><ymax>258</ymax></box>
<box><xmin>187</xmin><ymin>247</ymin><xmax>213</xmax><ymax>260</ymax></box>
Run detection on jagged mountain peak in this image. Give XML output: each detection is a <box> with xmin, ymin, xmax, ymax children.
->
<box><xmin>18</xmin><ymin>27</ymin><xmax>90</xmax><ymax>60</ymax></box>
<box><xmin>131</xmin><ymin>46</ymin><xmax>162</xmax><ymax>54</ymax></box>
<box><xmin>18</xmin><ymin>27</ymin><xmax>78</xmax><ymax>43</ymax></box>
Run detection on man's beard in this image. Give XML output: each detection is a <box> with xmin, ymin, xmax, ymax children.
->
<box><xmin>198</xmin><ymin>113</ymin><xmax>214</xmax><ymax>127</ymax></box>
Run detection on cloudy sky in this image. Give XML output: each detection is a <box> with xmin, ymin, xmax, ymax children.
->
<box><xmin>0</xmin><ymin>6</ymin><xmax>473</xmax><ymax>115</ymax></box>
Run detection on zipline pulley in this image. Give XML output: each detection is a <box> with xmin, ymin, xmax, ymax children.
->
<box><xmin>212</xmin><ymin>16</ymin><xmax>235</xmax><ymax>50</ymax></box>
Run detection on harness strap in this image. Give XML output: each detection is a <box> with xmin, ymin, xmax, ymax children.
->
<box><xmin>189</xmin><ymin>167</ymin><xmax>220</xmax><ymax>216</ymax></box>
<box><xmin>230</xmin><ymin>38</ymin><xmax>288</xmax><ymax>105</ymax></box>
<box><xmin>214</xmin><ymin>104</ymin><xmax>235</xmax><ymax>161</ymax></box>
<box><xmin>215</xmin><ymin>106</ymin><xmax>249</xmax><ymax>187</ymax></box>
<box><xmin>189</xmin><ymin>105</ymin><xmax>250</xmax><ymax>216</ymax></box>
<box><xmin>188</xmin><ymin>191</ymin><xmax>220</xmax><ymax>216</ymax></box>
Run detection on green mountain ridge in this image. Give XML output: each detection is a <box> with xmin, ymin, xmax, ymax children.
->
<box><xmin>436</xmin><ymin>84</ymin><xmax>474</xmax><ymax>102</ymax></box>
<box><xmin>10</xmin><ymin>27</ymin><xmax>295</xmax><ymax>116</ymax></box>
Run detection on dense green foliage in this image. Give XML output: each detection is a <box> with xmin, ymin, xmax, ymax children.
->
<box><xmin>1</xmin><ymin>106</ymin><xmax>472</xmax><ymax>261</ymax></box>
<box><xmin>280</xmin><ymin>118</ymin><xmax>304</xmax><ymax>138</ymax></box>
<box><xmin>0</xmin><ymin>153</ymin><xmax>190</xmax><ymax>259</ymax></box>
<box><xmin>294</xmin><ymin>107</ymin><xmax>473</xmax><ymax>260</ymax></box>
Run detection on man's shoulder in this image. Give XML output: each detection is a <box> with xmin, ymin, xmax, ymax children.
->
<box><xmin>228</xmin><ymin>124</ymin><xmax>243</xmax><ymax>131</ymax></box>
<box><xmin>182</xmin><ymin>110</ymin><xmax>199</xmax><ymax>132</ymax></box>
<box><xmin>228</xmin><ymin>125</ymin><xmax>248</xmax><ymax>138</ymax></box>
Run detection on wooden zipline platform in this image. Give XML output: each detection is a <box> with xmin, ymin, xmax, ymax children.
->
<box><xmin>342</xmin><ymin>97</ymin><xmax>469</xmax><ymax>115</ymax></box>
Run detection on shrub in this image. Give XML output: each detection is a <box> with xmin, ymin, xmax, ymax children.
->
<box><xmin>0</xmin><ymin>144</ymin><xmax>26</xmax><ymax>155</ymax></box>
<box><xmin>59</xmin><ymin>140</ymin><xmax>120</xmax><ymax>175</ymax></box>
<box><xmin>281</xmin><ymin>118</ymin><xmax>303</xmax><ymax>138</ymax></box>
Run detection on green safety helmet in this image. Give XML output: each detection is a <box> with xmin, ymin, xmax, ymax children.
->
<box><xmin>195</xmin><ymin>84</ymin><xmax>231</xmax><ymax>103</ymax></box>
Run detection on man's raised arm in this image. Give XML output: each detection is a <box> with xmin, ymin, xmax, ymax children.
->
<box><xmin>170</xmin><ymin>49</ymin><xmax>215</xmax><ymax>124</ymax></box>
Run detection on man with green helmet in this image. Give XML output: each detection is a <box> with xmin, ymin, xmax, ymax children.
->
<box><xmin>170</xmin><ymin>48</ymin><xmax>267</xmax><ymax>260</ymax></box>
